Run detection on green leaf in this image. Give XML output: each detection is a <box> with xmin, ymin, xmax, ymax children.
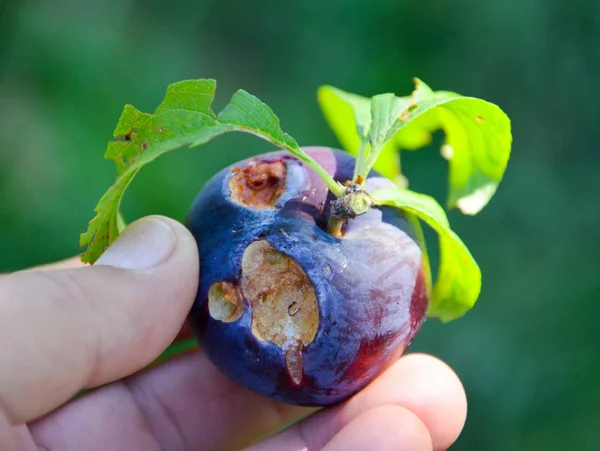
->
<box><xmin>219</xmin><ymin>89</ymin><xmax>300</xmax><ymax>149</ymax></box>
<box><xmin>369</xmin><ymin>93</ymin><xmax>410</xmax><ymax>150</ymax></box>
<box><xmin>317</xmin><ymin>86</ymin><xmax>401</xmax><ymax>183</ymax></box>
<box><xmin>371</xmin><ymin>186</ymin><xmax>481</xmax><ymax>322</ymax></box>
<box><xmin>81</xmin><ymin>110</ymin><xmax>231</xmax><ymax>264</ymax></box>
<box><xmin>365</xmin><ymin>93</ymin><xmax>411</xmax><ymax>176</ymax></box>
<box><xmin>318</xmin><ymin>79</ymin><xmax>512</xmax><ymax>214</ymax></box>
<box><xmin>394</xmin><ymin>79</ymin><xmax>512</xmax><ymax>215</ymax></box>
<box><xmin>393</xmin><ymin>112</ymin><xmax>439</xmax><ymax>150</ymax></box>
<box><xmin>80</xmin><ymin>79</ymin><xmax>341</xmax><ymax>263</ymax></box>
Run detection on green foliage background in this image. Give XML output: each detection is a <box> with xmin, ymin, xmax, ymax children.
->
<box><xmin>1</xmin><ymin>1</ymin><xmax>598</xmax><ymax>449</ymax></box>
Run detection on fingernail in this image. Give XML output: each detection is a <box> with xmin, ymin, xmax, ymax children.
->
<box><xmin>95</xmin><ymin>217</ymin><xmax>178</xmax><ymax>269</ymax></box>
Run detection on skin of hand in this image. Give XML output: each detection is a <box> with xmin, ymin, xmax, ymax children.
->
<box><xmin>0</xmin><ymin>216</ymin><xmax>467</xmax><ymax>451</ymax></box>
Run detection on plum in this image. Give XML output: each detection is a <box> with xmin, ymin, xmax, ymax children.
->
<box><xmin>186</xmin><ymin>146</ymin><xmax>429</xmax><ymax>406</ymax></box>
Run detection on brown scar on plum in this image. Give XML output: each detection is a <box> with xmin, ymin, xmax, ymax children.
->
<box><xmin>241</xmin><ymin>240</ymin><xmax>319</xmax><ymax>385</ymax></box>
<box><xmin>229</xmin><ymin>159</ymin><xmax>287</xmax><ymax>209</ymax></box>
<box><xmin>208</xmin><ymin>281</ymin><xmax>244</xmax><ymax>322</ymax></box>
<box><xmin>207</xmin><ymin>240</ymin><xmax>319</xmax><ymax>385</ymax></box>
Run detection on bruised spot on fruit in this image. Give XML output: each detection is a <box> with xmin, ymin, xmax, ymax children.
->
<box><xmin>240</xmin><ymin>240</ymin><xmax>319</xmax><ymax>384</ymax></box>
<box><xmin>229</xmin><ymin>159</ymin><xmax>287</xmax><ymax>209</ymax></box>
<box><xmin>208</xmin><ymin>281</ymin><xmax>244</xmax><ymax>322</ymax></box>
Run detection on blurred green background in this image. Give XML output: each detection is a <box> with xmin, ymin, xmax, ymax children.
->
<box><xmin>1</xmin><ymin>0</ymin><xmax>598</xmax><ymax>449</ymax></box>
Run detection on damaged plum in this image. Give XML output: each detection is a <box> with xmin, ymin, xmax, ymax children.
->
<box><xmin>186</xmin><ymin>147</ymin><xmax>429</xmax><ymax>407</ymax></box>
<box><xmin>80</xmin><ymin>78</ymin><xmax>510</xmax><ymax>409</ymax></box>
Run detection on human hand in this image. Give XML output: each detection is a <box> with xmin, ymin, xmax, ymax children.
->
<box><xmin>0</xmin><ymin>216</ymin><xmax>467</xmax><ymax>450</ymax></box>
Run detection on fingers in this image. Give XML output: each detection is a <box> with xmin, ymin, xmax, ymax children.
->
<box><xmin>21</xmin><ymin>257</ymin><xmax>87</xmax><ymax>272</ymax></box>
<box><xmin>28</xmin><ymin>353</ymin><xmax>465</xmax><ymax>451</ymax></box>
<box><xmin>247</xmin><ymin>353</ymin><xmax>466</xmax><ymax>451</ymax></box>
<box><xmin>0</xmin><ymin>216</ymin><xmax>199</xmax><ymax>424</ymax></box>
<box><xmin>322</xmin><ymin>405</ymin><xmax>432</xmax><ymax>451</ymax></box>
<box><xmin>345</xmin><ymin>353</ymin><xmax>467</xmax><ymax>450</ymax></box>
<box><xmin>29</xmin><ymin>351</ymin><xmax>313</xmax><ymax>451</ymax></box>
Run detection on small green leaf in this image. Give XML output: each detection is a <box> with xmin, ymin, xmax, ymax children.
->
<box><xmin>370</xmin><ymin>93</ymin><xmax>410</xmax><ymax>150</ymax></box>
<box><xmin>364</xmin><ymin>93</ymin><xmax>411</xmax><ymax>176</ymax></box>
<box><xmin>394</xmin><ymin>80</ymin><xmax>512</xmax><ymax>215</ymax></box>
<box><xmin>318</xmin><ymin>79</ymin><xmax>512</xmax><ymax>214</ymax></box>
<box><xmin>317</xmin><ymin>86</ymin><xmax>401</xmax><ymax>183</ymax></box>
<box><xmin>371</xmin><ymin>186</ymin><xmax>481</xmax><ymax>322</ymax></box>
<box><xmin>80</xmin><ymin>79</ymin><xmax>342</xmax><ymax>263</ymax></box>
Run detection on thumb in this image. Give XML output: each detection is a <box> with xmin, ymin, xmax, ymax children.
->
<box><xmin>0</xmin><ymin>216</ymin><xmax>199</xmax><ymax>424</ymax></box>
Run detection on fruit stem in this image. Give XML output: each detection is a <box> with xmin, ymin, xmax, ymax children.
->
<box><xmin>326</xmin><ymin>182</ymin><xmax>374</xmax><ymax>237</ymax></box>
<box><xmin>327</xmin><ymin>215</ymin><xmax>345</xmax><ymax>237</ymax></box>
<box><xmin>282</xmin><ymin>144</ymin><xmax>346</xmax><ymax>197</ymax></box>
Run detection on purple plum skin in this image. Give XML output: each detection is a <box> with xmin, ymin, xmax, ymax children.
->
<box><xmin>186</xmin><ymin>147</ymin><xmax>429</xmax><ymax>407</ymax></box>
